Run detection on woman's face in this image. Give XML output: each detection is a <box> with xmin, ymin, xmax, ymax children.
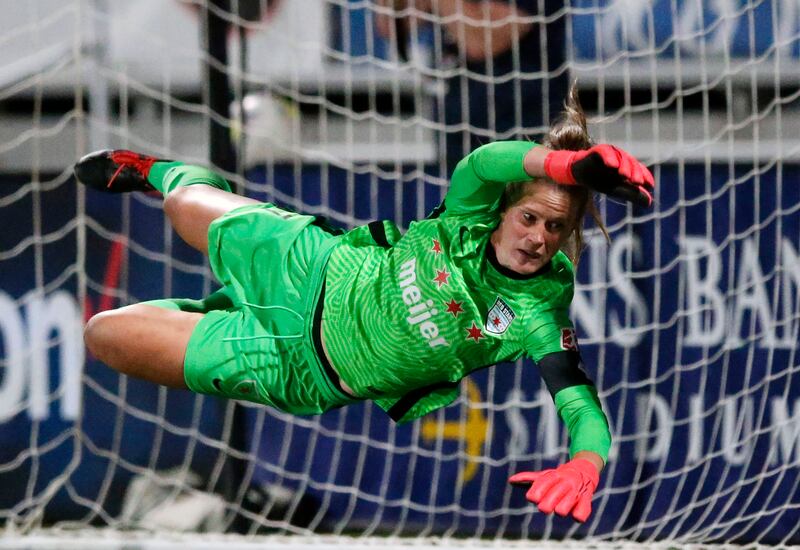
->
<box><xmin>490</xmin><ymin>182</ymin><xmax>578</xmax><ymax>275</ymax></box>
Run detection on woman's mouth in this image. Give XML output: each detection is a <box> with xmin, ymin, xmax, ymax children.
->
<box><xmin>518</xmin><ymin>249</ymin><xmax>541</xmax><ymax>261</ymax></box>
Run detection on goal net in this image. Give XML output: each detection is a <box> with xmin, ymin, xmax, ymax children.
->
<box><xmin>1</xmin><ymin>0</ymin><xmax>799</xmax><ymax>546</ymax></box>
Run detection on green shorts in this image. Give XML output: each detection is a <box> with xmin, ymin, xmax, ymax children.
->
<box><xmin>181</xmin><ymin>203</ymin><xmax>355</xmax><ymax>415</ymax></box>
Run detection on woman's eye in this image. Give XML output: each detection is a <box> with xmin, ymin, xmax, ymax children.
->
<box><xmin>522</xmin><ymin>212</ymin><xmax>533</xmax><ymax>222</ymax></box>
<box><xmin>547</xmin><ymin>222</ymin><xmax>563</xmax><ymax>231</ymax></box>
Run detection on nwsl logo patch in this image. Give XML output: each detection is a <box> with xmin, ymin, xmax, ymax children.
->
<box><xmin>560</xmin><ymin>328</ymin><xmax>578</xmax><ymax>351</ymax></box>
<box><xmin>485</xmin><ymin>297</ymin><xmax>516</xmax><ymax>335</ymax></box>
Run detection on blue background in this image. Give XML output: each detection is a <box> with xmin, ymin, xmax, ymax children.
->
<box><xmin>1</xmin><ymin>0</ymin><xmax>799</xmax><ymax>539</ymax></box>
<box><xmin>3</xmin><ymin>160</ymin><xmax>799</xmax><ymax>542</ymax></box>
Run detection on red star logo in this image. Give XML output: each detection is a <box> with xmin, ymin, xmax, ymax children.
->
<box><xmin>433</xmin><ymin>268</ymin><xmax>451</xmax><ymax>288</ymax></box>
<box><xmin>492</xmin><ymin>316</ymin><xmax>501</xmax><ymax>327</ymax></box>
<box><xmin>445</xmin><ymin>299</ymin><xmax>464</xmax><ymax>317</ymax></box>
<box><xmin>466</xmin><ymin>322</ymin><xmax>484</xmax><ymax>343</ymax></box>
<box><xmin>431</xmin><ymin>239</ymin><xmax>442</xmax><ymax>254</ymax></box>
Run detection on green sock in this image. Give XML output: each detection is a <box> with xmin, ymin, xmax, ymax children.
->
<box><xmin>147</xmin><ymin>162</ymin><xmax>232</xmax><ymax>195</ymax></box>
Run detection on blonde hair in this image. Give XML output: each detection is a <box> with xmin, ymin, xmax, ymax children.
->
<box><xmin>499</xmin><ymin>83</ymin><xmax>609</xmax><ymax>265</ymax></box>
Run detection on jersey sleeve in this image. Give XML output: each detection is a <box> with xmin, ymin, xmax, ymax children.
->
<box><xmin>523</xmin><ymin>309</ymin><xmax>575</xmax><ymax>361</ymax></box>
<box><xmin>554</xmin><ymin>385</ymin><xmax>612</xmax><ymax>463</ymax></box>
<box><xmin>537</xmin><ymin>352</ymin><xmax>612</xmax><ymax>462</ymax></box>
<box><xmin>444</xmin><ymin>141</ymin><xmax>538</xmax><ymax>216</ymax></box>
<box><xmin>522</xmin><ymin>263</ymin><xmax>576</xmax><ymax>361</ymax></box>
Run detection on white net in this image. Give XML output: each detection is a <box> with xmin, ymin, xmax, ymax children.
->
<box><xmin>1</xmin><ymin>0</ymin><xmax>800</xmax><ymax>546</ymax></box>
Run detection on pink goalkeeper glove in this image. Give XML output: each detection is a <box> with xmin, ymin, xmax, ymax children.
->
<box><xmin>543</xmin><ymin>144</ymin><xmax>655</xmax><ymax>208</ymax></box>
<box><xmin>509</xmin><ymin>458</ymin><xmax>600</xmax><ymax>523</ymax></box>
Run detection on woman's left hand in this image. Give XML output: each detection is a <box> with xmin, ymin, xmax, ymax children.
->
<box><xmin>509</xmin><ymin>458</ymin><xmax>600</xmax><ymax>522</ymax></box>
<box><xmin>544</xmin><ymin>144</ymin><xmax>655</xmax><ymax>207</ymax></box>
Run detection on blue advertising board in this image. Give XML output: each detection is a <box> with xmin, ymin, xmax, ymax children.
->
<box><xmin>0</xmin><ymin>183</ymin><xmax>229</xmax><ymax>520</ymax></box>
<box><xmin>2</xmin><ymin>161</ymin><xmax>799</xmax><ymax>542</ymax></box>
<box><xmin>1</xmin><ymin>0</ymin><xmax>796</xmax><ymax>540</ymax></box>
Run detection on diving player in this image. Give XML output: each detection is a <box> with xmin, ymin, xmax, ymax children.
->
<box><xmin>75</xmin><ymin>86</ymin><xmax>653</xmax><ymax>522</ymax></box>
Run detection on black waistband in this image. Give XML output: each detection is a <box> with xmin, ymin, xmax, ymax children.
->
<box><xmin>311</xmin><ymin>281</ymin><xmax>360</xmax><ymax>400</ymax></box>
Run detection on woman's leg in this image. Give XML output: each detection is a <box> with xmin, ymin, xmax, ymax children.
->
<box><xmin>85</xmin><ymin>291</ymin><xmax>234</xmax><ymax>388</ymax></box>
<box><xmin>150</xmin><ymin>161</ymin><xmax>260</xmax><ymax>255</ymax></box>
<box><xmin>84</xmin><ymin>303</ymin><xmax>202</xmax><ymax>388</ymax></box>
<box><xmin>163</xmin><ymin>185</ymin><xmax>259</xmax><ymax>255</ymax></box>
<box><xmin>74</xmin><ymin>151</ymin><xmax>261</xmax><ymax>256</ymax></box>
<box><xmin>76</xmin><ymin>154</ymin><xmax>254</xmax><ymax>385</ymax></box>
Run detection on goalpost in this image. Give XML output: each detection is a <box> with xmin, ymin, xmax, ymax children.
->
<box><xmin>1</xmin><ymin>0</ymin><xmax>799</xmax><ymax>546</ymax></box>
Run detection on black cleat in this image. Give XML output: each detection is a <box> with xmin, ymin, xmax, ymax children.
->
<box><xmin>73</xmin><ymin>149</ymin><xmax>167</xmax><ymax>193</ymax></box>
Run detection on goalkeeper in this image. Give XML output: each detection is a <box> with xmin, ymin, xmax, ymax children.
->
<box><xmin>75</xmin><ymin>87</ymin><xmax>653</xmax><ymax>523</ymax></box>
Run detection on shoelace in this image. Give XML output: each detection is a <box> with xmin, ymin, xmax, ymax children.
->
<box><xmin>107</xmin><ymin>152</ymin><xmax>157</xmax><ymax>190</ymax></box>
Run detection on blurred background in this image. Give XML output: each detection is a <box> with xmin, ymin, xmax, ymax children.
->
<box><xmin>1</xmin><ymin>0</ymin><xmax>800</xmax><ymax>546</ymax></box>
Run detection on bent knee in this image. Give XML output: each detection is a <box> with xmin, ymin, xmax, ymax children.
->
<box><xmin>84</xmin><ymin>309</ymin><xmax>123</xmax><ymax>362</ymax></box>
<box><xmin>83</xmin><ymin>304</ymin><xmax>199</xmax><ymax>388</ymax></box>
<box><xmin>84</xmin><ymin>305</ymin><xmax>155</xmax><ymax>364</ymax></box>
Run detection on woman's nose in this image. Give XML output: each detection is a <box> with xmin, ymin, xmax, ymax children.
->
<box><xmin>526</xmin><ymin>225</ymin><xmax>545</xmax><ymax>246</ymax></box>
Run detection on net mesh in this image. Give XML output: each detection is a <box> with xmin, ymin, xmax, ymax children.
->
<box><xmin>1</xmin><ymin>0</ymin><xmax>799</xmax><ymax>546</ymax></box>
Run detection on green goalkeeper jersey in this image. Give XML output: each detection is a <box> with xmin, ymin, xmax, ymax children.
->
<box><xmin>323</xmin><ymin>141</ymin><xmax>578</xmax><ymax>423</ymax></box>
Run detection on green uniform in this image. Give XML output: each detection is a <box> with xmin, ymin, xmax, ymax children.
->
<box><xmin>159</xmin><ymin>141</ymin><xmax>610</xmax><ymax>461</ymax></box>
<box><xmin>324</xmin><ymin>141</ymin><xmax>576</xmax><ymax>421</ymax></box>
<box><xmin>181</xmin><ymin>202</ymin><xmax>352</xmax><ymax>414</ymax></box>
<box><xmin>141</xmin><ymin>163</ymin><xmax>353</xmax><ymax>413</ymax></box>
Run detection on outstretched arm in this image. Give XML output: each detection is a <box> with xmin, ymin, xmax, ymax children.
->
<box><xmin>509</xmin><ymin>351</ymin><xmax>611</xmax><ymax>522</ymax></box>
